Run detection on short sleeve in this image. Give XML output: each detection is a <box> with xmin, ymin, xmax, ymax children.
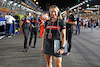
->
<box><xmin>38</xmin><ymin>18</ymin><xmax>41</xmax><ymax>22</ymax></box>
<box><xmin>60</xmin><ymin>20</ymin><xmax>66</xmax><ymax>30</ymax></box>
<box><xmin>72</xmin><ymin>15</ymin><xmax>76</xmax><ymax>22</ymax></box>
<box><xmin>21</xmin><ymin>17</ymin><xmax>25</xmax><ymax>21</ymax></box>
<box><xmin>44</xmin><ymin>20</ymin><xmax>49</xmax><ymax>29</ymax></box>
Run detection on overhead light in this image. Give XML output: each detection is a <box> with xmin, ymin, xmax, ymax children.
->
<box><xmin>18</xmin><ymin>4</ymin><xmax>21</xmax><ymax>7</ymax></box>
<box><xmin>9</xmin><ymin>1</ymin><xmax>13</xmax><ymax>4</ymax></box>
<box><xmin>13</xmin><ymin>3</ymin><xmax>17</xmax><ymax>6</ymax></box>
<box><xmin>34</xmin><ymin>0</ymin><xmax>36</xmax><ymax>2</ymax></box>
<box><xmin>36</xmin><ymin>2</ymin><xmax>39</xmax><ymax>4</ymax></box>
<box><xmin>74</xmin><ymin>9</ymin><xmax>77</xmax><ymax>12</ymax></box>
<box><xmin>85</xmin><ymin>0</ymin><xmax>88</xmax><ymax>3</ymax></box>
<box><xmin>22</xmin><ymin>7</ymin><xmax>25</xmax><ymax>9</ymax></box>
<box><xmin>80</xmin><ymin>3</ymin><xmax>83</xmax><ymax>5</ymax></box>
<box><xmin>87</xmin><ymin>4</ymin><xmax>89</xmax><ymax>7</ymax></box>
<box><xmin>1</xmin><ymin>0</ymin><xmax>6</xmax><ymax>3</ymax></box>
<box><xmin>21</xmin><ymin>6</ymin><xmax>24</xmax><ymax>8</ymax></box>
<box><xmin>82</xmin><ymin>1</ymin><xmax>85</xmax><ymax>4</ymax></box>
<box><xmin>79</xmin><ymin>3</ymin><xmax>83</xmax><ymax>6</ymax></box>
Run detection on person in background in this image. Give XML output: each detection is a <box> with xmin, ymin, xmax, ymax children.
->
<box><xmin>90</xmin><ymin>17</ymin><xmax>95</xmax><ymax>33</ymax></box>
<box><xmin>65</xmin><ymin>8</ymin><xmax>77</xmax><ymax>56</ymax></box>
<box><xmin>30</xmin><ymin>13</ymin><xmax>34</xmax><ymax>19</ymax></box>
<box><xmin>27</xmin><ymin>13</ymin><xmax>39</xmax><ymax>49</ymax></box>
<box><xmin>74</xmin><ymin>15</ymin><xmax>82</xmax><ymax>35</ymax></box>
<box><xmin>62</xmin><ymin>13</ymin><xmax>66</xmax><ymax>22</ymax></box>
<box><xmin>5</xmin><ymin>13</ymin><xmax>9</xmax><ymax>20</ymax></box>
<box><xmin>39</xmin><ymin>13</ymin><xmax>49</xmax><ymax>38</ymax></box>
<box><xmin>20</xmin><ymin>12</ymin><xmax>31</xmax><ymax>52</ymax></box>
<box><xmin>85</xmin><ymin>17</ymin><xmax>89</xmax><ymax>29</ymax></box>
<box><xmin>5</xmin><ymin>13</ymin><xmax>16</xmax><ymax>38</ymax></box>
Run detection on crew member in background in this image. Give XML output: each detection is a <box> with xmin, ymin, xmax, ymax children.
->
<box><xmin>39</xmin><ymin>13</ymin><xmax>49</xmax><ymax>38</ymax></box>
<box><xmin>65</xmin><ymin>8</ymin><xmax>77</xmax><ymax>56</ymax></box>
<box><xmin>74</xmin><ymin>15</ymin><xmax>82</xmax><ymax>35</ymax></box>
<box><xmin>28</xmin><ymin>13</ymin><xmax>39</xmax><ymax>49</ymax></box>
<box><xmin>5</xmin><ymin>13</ymin><xmax>16</xmax><ymax>38</ymax></box>
<box><xmin>30</xmin><ymin>13</ymin><xmax>34</xmax><ymax>19</ymax></box>
<box><xmin>20</xmin><ymin>12</ymin><xmax>31</xmax><ymax>52</ymax></box>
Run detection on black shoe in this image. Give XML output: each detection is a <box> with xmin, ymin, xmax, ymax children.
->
<box><xmin>27</xmin><ymin>46</ymin><xmax>30</xmax><ymax>50</ymax></box>
<box><xmin>33</xmin><ymin>46</ymin><xmax>37</xmax><ymax>48</ymax></box>
<box><xmin>23</xmin><ymin>49</ymin><xmax>27</xmax><ymax>52</ymax></box>
<box><xmin>74</xmin><ymin>33</ymin><xmax>77</xmax><ymax>35</ymax></box>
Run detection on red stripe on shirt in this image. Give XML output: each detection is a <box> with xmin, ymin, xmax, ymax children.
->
<box><xmin>25</xmin><ymin>20</ymin><xmax>30</xmax><ymax>23</ymax></box>
<box><xmin>31</xmin><ymin>20</ymin><xmax>39</xmax><ymax>23</ymax></box>
<box><xmin>46</xmin><ymin>25</ymin><xmax>61</xmax><ymax>30</ymax></box>
<box><xmin>69</xmin><ymin>19</ymin><xmax>72</xmax><ymax>21</ymax></box>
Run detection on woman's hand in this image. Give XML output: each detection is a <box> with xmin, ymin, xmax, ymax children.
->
<box><xmin>57</xmin><ymin>49</ymin><xmax>64</xmax><ymax>54</ymax></box>
<box><xmin>41</xmin><ymin>46</ymin><xmax>44</xmax><ymax>53</ymax></box>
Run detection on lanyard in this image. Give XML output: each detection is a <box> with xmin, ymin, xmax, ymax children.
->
<box><xmin>49</xmin><ymin>21</ymin><xmax>55</xmax><ymax>34</ymax></box>
<box><xmin>49</xmin><ymin>19</ymin><xmax>60</xmax><ymax>34</ymax></box>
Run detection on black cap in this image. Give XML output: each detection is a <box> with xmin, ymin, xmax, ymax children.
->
<box><xmin>26</xmin><ymin>12</ymin><xmax>29</xmax><ymax>15</ymax></box>
<box><xmin>66</xmin><ymin>7</ymin><xmax>69</xmax><ymax>11</ymax></box>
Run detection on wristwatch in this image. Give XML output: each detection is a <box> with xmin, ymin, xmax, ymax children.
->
<box><xmin>60</xmin><ymin>47</ymin><xmax>65</xmax><ymax>49</ymax></box>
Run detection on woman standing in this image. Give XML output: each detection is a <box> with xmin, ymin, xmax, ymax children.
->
<box><xmin>41</xmin><ymin>5</ymin><xmax>66</xmax><ymax>67</ymax></box>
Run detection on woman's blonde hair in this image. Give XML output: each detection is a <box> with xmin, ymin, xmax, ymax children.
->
<box><xmin>49</xmin><ymin>5</ymin><xmax>59</xmax><ymax>12</ymax></box>
<box><xmin>49</xmin><ymin>5</ymin><xmax>62</xmax><ymax>19</ymax></box>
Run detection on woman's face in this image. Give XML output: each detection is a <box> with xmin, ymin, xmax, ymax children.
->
<box><xmin>50</xmin><ymin>8</ymin><xmax>58</xmax><ymax>18</ymax></box>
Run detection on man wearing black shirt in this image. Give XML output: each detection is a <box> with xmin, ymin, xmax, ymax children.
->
<box><xmin>28</xmin><ymin>13</ymin><xmax>39</xmax><ymax>48</ymax></box>
<box><xmin>20</xmin><ymin>12</ymin><xmax>31</xmax><ymax>52</ymax></box>
<box><xmin>65</xmin><ymin>8</ymin><xmax>77</xmax><ymax>55</ymax></box>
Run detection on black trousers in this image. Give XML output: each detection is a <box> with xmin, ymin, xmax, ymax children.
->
<box><xmin>22</xmin><ymin>28</ymin><xmax>29</xmax><ymax>49</ymax></box>
<box><xmin>66</xmin><ymin>30</ymin><xmax>72</xmax><ymax>52</ymax></box>
<box><xmin>29</xmin><ymin>29</ymin><xmax>37</xmax><ymax>47</ymax></box>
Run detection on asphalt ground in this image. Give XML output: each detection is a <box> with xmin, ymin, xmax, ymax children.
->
<box><xmin>0</xmin><ymin>28</ymin><xmax>100</xmax><ymax>67</ymax></box>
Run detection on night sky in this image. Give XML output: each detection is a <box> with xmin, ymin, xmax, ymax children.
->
<box><xmin>38</xmin><ymin>0</ymin><xmax>84</xmax><ymax>11</ymax></box>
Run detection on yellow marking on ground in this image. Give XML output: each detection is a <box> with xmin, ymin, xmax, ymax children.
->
<box><xmin>92</xmin><ymin>39</ymin><xmax>100</xmax><ymax>41</ymax></box>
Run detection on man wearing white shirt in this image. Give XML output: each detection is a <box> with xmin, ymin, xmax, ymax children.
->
<box><xmin>84</xmin><ymin>17</ymin><xmax>89</xmax><ymax>29</ymax></box>
<box><xmin>5</xmin><ymin>13</ymin><xmax>15</xmax><ymax>37</ymax></box>
<box><xmin>5</xmin><ymin>13</ymin><xmax>9</xmax><ymax>20</ymax></box>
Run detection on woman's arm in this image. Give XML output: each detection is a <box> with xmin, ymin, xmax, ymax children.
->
<box><xmin>57</xmin><ymin>29</ymin><xmax>66</xmax><ymax>54</ymax></box>
<box><xmin>41</xmin><ymin>29</ymin><xmax>47</xmax><ymax>53</ymax></box>
<box><xmin>42</xmin><ymin>29</ymin><xmax>46</xmax><ymax>47</ymax></box>
<box><xmin>61</xmin><ymin>29</ymin><xmax>66</xmax><ymax>48</ymax></box>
